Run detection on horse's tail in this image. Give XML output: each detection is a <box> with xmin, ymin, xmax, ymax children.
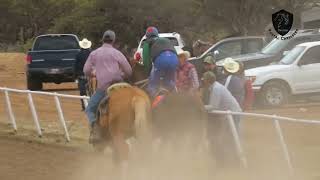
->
<box><xmin>132</xmin><ymin>96</ymin><xmax>152</xmax><ymax>144</ymax></box>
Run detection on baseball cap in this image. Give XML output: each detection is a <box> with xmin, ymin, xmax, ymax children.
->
<box><xmin>203</xmin><ymin>55</ymin><xmax>216</xmax><ymax>64</ymax></box>
<box><xmin>145</xmin><ymin>27</ymin><xmax>159</xmax><ymax>38</ymax></box>
<box><xmin>201</xmin><ymin>71</ymin><xmax>216</xmax><ymax>81</ymax></box>
<box><xmin>102</xmin><ymin>30</ymin><xmax>116</xmax><ymax>42</ymax></box>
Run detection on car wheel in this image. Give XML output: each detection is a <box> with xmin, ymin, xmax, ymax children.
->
<box><xmin>27</xmin><ymin>75</ymin><xmax>43</xmax><ymax>91</ymax></box>
<box><xmin>260</xmin><ymin>81</ymin><xmax>289</xmax><ymax>107</ymax></box>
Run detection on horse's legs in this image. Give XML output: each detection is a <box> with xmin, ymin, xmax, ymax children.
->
<box><xmin>111</xmin><ymin>131</ymin><xmax>130</xmax><ymax>180</ymax></box>
<box><xmin>111</xmin><ymin>133</ymin><xmax>129</xmax><ymax>164</ymax></box>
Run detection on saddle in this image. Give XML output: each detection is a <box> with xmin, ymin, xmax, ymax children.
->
<box><xmin>106</xmin><ymin>82</ymin><xmax>131</xmax><ymax>95</ymax></box>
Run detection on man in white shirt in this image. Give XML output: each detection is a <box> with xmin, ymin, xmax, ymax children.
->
<box><xmin>202</xmin><ymin>71</ymin><xmax>242</xmax><ymax>118</ymax></box>
<box><xmin>201</xmin><ymin>71</ymin><xmax>242</xmax><ymax>168</ymax></box>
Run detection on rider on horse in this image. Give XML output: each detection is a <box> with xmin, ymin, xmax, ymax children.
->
<box><xmin>83</xmin><ymin>30</ymin><xmax>132</xmax><ymax>143</ymax></box>
<box><xmin>142</xmin><ymin>27</ymin><xmax>179</xmax><ymax>98</ymax></box>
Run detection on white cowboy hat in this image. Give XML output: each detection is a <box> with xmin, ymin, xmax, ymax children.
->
<box><xmin>223</xmin><ymin>58</ymin><xmax>240</xmax><ymax>74</ymax></box>
<box><xmin>79</xmin><ymin>38</ymin><xmax>92</xmax><ymax>49</ymax></box>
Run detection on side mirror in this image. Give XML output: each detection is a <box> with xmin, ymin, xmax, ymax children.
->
<box><xmin>297</xmin><ymin>59</ymin><xmax>307</xmax><ymax>66</ymax></box>
<box><xmin>283</xmin><ymin>51</ymin><xmax>289</xmax><ymax>56</ymax></box>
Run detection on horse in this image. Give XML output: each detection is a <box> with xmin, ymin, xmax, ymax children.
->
<box><xmin>274</xmin><ymin>13</ymin><xmax>289</xmax><ymax>29</ymax></box>
<box><xmin>131</xmin><ymin>62</ymin><xmax>208</xmax><ymax>149</ymax></box>
<box><xmin>90</xmin><ymin>82</ymin><xmax>152</xmax><ymax>165</ymax></box>
<box><xmin>152</xmin><ymin>92</ymin><xmax>207</xmax><ymax>149</ymax></box>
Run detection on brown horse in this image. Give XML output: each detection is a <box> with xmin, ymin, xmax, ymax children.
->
<box><xmin>94</xmin><ymin>83</ymin><xmax>152</xmax><ymax>163</ymax></box>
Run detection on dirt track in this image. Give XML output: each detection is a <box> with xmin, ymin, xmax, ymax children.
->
<box><xmin>1</xmin><ymin>53</ymin><xmax>320</xmax><ymax>180</ymax></box>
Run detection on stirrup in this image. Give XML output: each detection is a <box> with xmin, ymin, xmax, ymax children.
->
<box><xmin>155</xmin><ymin>87</ymin><xmax>169</xmax><ymax>96</ymax></box>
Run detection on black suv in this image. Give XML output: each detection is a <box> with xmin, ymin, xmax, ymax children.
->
<box><xmin>224</xmin><ymin>29</ymin><xmax>320</xmax><ymax>69</ymax></box>
<box><xmin>189</xmin><ymin>36</ymin><xmax>266</xmax><ymax>76</ymax></box>
<box><xmin>26</xmin><ymin>34</ymin><xmax>80</xmax><ymax>90</ymax></box>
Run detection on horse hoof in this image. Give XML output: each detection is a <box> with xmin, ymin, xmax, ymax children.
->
<box><xmin>92</xmin><ymin>143</ymin><xmax>106</xmax><ymax>153</ymax></box>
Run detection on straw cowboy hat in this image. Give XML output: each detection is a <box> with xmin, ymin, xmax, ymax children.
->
<box><xmin>177</xmin><ymin>49</ymin><xmax>191</xmax><ymax>59</ymax></box>
<box><xmin>79</xmin><ymin>38</ymin><xmax>92</xmax><ymax>49</ymax></box>
<box><xmin>223</xmin><ymin>58</ymin><xmax>240</xmax><ymax>74</ymax></box>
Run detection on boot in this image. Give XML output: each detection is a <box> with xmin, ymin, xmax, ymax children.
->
<box><xmin>89</xmin><ymin>122</ymin><xmax>101</xmax><ymax>144</ymax></box>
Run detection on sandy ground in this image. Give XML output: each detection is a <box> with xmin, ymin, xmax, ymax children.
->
<box><xmin>1</xmin><ymin>53</ymin><xmax>320</xmax><ymax>180</ymax></box>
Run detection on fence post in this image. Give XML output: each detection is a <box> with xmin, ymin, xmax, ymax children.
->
<box><xmin>227</xmin><ymin>112</ymin><xmax>248</xmax><ymax>168</ymax></box>
<box><xmin>54</xmin><ymin>94</ymin><xmax>71</xmax><ymax>142</ymax></box>
<box><xmin>4</xmin><ymin>90</ymin><xmax>17</xmax><ymax>132</ymax></box>
<box><xmin>27</xmin><ymin>92</ymin><xmax>42</xmax><ymax>137</ymax></box>
<box><xmin>273</xmin><ymin>118</ymin><xmax>293</xmax><ymax>175</ymax></box>
<box><xmin>83</xmin><ymin>98</ymin><xmax>88</xmax><ymax>109</ymax></box>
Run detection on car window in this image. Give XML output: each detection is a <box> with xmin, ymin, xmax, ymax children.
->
<box><xmin>299</xmin><ymin>46</ymin><xmax>320</xmax><ymax>65</ymax></box>
<box><xmin>214</xmin><ymin>41</ymin><xmax>242</xmax><ymax>60</ymax></box>
<box><xmin>286</xmin><ymin>36</ymin><xmax>320</xmax><ymax>51</ymax></box>
<box><xmin>33</xmin><ymin>35</ymin><xmax>79</xmax><ymax>50</ymax></box>
<box><xmin>261</xmin><ymin>38</ymin><xmax>290</xmax><ymax>54</ymax></box>
<box><xmin>168</xmin><ymin>37</ymin><xmax>179</xmax><ymax>46</ymax></box>
<box><xmin>280</xmin><ymin>46</ymin><xmax>306</xmax><ymax>65</ymax></box>
<box><xmin>247</xmin><ymin>39</ymin><xmax>263</xmax><ymax>53</ymax></box>
<box><xmin>141</xmin><ymin>37</ymin><xmax>179</xmax><ymax>47</ymax></box>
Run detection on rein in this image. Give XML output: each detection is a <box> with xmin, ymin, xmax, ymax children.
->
<box><xmin>86</xmin><ymin>76</ymin><xmax>97</xmax><ymax>97</ymax></box>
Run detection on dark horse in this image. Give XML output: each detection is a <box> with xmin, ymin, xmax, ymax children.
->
<box><xmin>131</xmin><ymin>63</ymin><xmax>207</xmax><ymax>146</ymax></box>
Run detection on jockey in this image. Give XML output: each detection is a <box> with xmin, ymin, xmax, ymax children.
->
<box><xmin>176</xmin><ymin>50</ymin><xmax>199</xmax><ymax>94</ymax></box>
<box><xmin>142</xmin><ymin>26</ymin><xmax>179</xmax><ymax>97</ymax></box>
<box><xmin>83</xmin><ymin>30</ymin><xmax>132</xmax><ymax>143</ymax></box>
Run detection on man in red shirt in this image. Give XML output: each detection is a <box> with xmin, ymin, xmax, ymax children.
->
<box><xmin>176</xmin><ymin>50</ymin><xmax>199</xmax><ymax>94</ymax></box>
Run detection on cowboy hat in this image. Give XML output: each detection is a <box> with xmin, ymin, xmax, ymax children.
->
<box><xmin>223</xmin><ymin>58</ymin><xmax>240</xmax><ymax>74</ymax></box>
<box><xmin>79</xmin><ymin>38</ymin><xmax>92</xmax><ymax>49</ymax></box>
<box><xmin>177</xmin><ymin>49</ymin><xmax>191</xmax><ymax>59</ymax></box>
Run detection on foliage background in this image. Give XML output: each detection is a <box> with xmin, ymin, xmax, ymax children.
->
<box><xmin>0</xmin><ymin>0</ymin><xmax>319</xmax><ymax>52</ymax></box>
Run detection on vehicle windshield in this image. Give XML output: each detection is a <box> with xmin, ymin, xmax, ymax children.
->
<box><xmin>33</xmin><ymin>35</ymin><xmax>79</xmax><ymax>50</ymax></box>
<box><xmin>280</xmin><ymin>46</ymin><xmax>306</xmax><ymax>65</ymax></box>
<box><xmin>141</xmin><ymin>37</ymin><xmax>179</xmax><ymax>47</ymax></box>
<box><xmin>261</xmin><ymin>38</ymin><xmax>291</xmax><ymax>55</ymax></box>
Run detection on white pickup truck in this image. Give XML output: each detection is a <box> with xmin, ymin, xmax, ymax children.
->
<box><xmin>245</xmin><ymin>41</ymin><xmax>320</xmax><ymax>107</ymax></box>
<box><xmin>133</xmin><ymin>32</ymin><xmax>185</xmax><ymax>63</ymax></box>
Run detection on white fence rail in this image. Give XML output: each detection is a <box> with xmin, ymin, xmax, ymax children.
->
<box><xmin>0</xmin><ymin>87</ymin><xmax>89</xmax><ymax>142</ymax></box>
<box><xmin>1</xmin><ymin>87</ymin><xmax>320</xmax><ymax>175</ymax></box>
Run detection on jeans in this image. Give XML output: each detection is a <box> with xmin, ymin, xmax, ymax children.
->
<box><xmin>207</xmin><ymin>114</ymin><xmax>240</xmax><ymax>168</ymax></box>
<box><xmin>78</xmin><ymin>78</ymin><xmax>87</xmax><ymax>110</ymax></box>
<box><xmin>85</xmin><ymin>89</ymin><xmax>106</xmax><ymax>125</ymax></box>
<box><xmin>147</xmin><ymin>51</ymin><xmax>179</xmax><ymax>97</ymax></box>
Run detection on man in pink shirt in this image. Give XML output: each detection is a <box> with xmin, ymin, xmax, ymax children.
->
<box><xmin>83</xmin><ymin>30</ymin><xmax>132</xmax><ymax>143</ymax></box>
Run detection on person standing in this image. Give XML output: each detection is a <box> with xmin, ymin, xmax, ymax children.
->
<box><xmin>222</xmin><ymin>58</ymin><xmax>246</xmax><ymax>107</ymax></box>
<box><xmin>83</xmin><ymin>30</ymin><xmax>132</xmax><ymax>143</ymax></box>
<box><xmin>237</xmin><ymin>61</ymin><xmax>254</xmax><ymax>111</ymax></box>
<box><xmin>176</xmin><ymin>50</ymin><xmax>199</xmax><ymax>94</ymax></box>
<box><xmin>74</xmin><ymin>38</ymin><xmax>92</xmax><ymax>111</ymax></box>
<box><xmin>201</xmin><ymin>71</ymin><xmax>242</xmax><ymax>168</ymax></box>
<box><xmin>142</xmin><ymin>26</ymin><xmax>179</xmax><ymax>97</ymax></box>
<box><xmin>202</xmin><ymin>55</ymin><xmax>224</xmax><ymax>83</ymax></box>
